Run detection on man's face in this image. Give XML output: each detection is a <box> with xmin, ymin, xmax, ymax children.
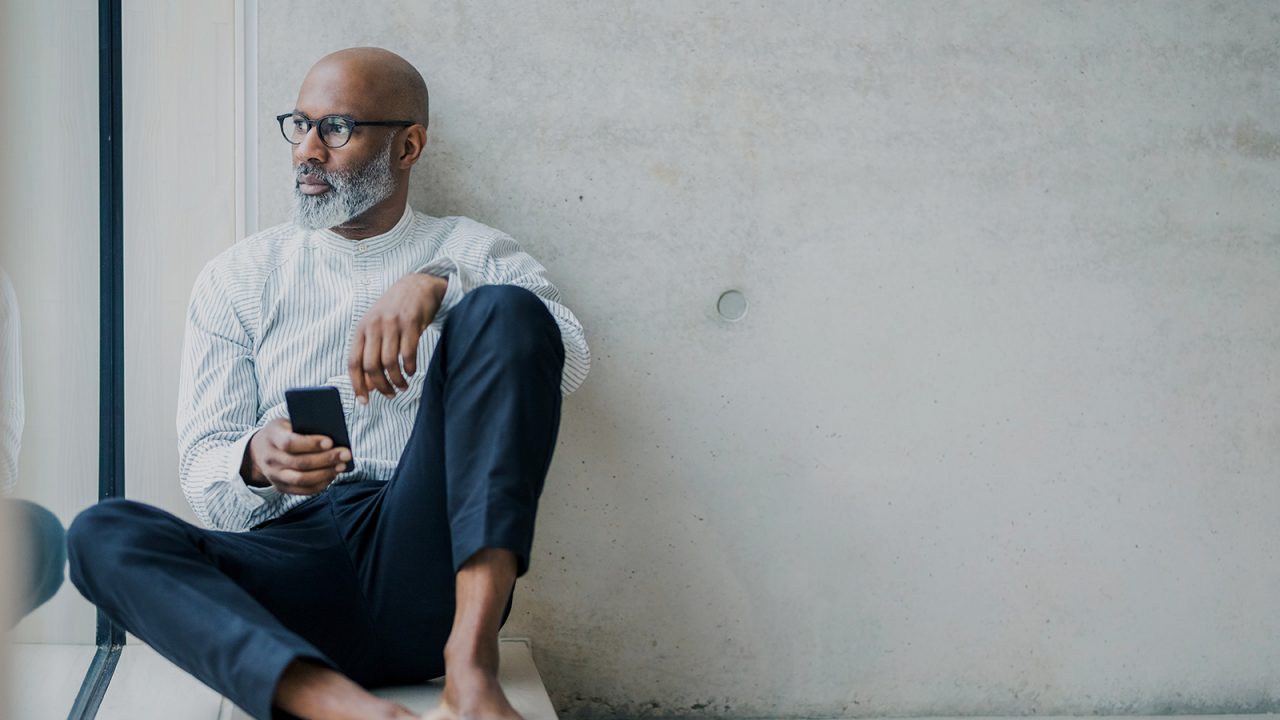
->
<box><xmin>288</xmin><ymin>65</ymin><xmax>401</xmax><ymax>231</ymax></box>
<box><xmin>291</xmin><ymin>129</ymin><xmax>396</xmax><ymax>231</ymax></box>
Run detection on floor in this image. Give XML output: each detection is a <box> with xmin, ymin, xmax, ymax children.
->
<box><xmin>18</xmin><ymin>647</ymin><xmax>1270</xmax><ymax>720</ymax></box>
<box><xmin>8</xmin><ymin>639</ymin><xmax>558</xmax><ymax>719</ymax></box>
<box><xmin>7</xmin><ymin>643</ymin><xmax>98</xmax><ymax>720</ymax></box>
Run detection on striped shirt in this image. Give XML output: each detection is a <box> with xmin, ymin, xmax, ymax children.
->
<box><xmin>0</xmin><ymin>266</ymin><xmax>22</xmax><ymax>498</ymax></box>
<box><xmin>176</xmin><ymin>205</ymin><xmax>590</xmax><ymax>531</ymax></box>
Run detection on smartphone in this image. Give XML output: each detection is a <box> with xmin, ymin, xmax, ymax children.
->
<box><xmin>284</xmin><ymin>386</ymin><xmax>355</xmax><ymax>473</ymax></box>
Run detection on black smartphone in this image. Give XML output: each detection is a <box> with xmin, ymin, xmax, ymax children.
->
<box><xmin>284</xmin><ymin>386</ymin><xmax>355</xmax><ymax>473</ymax></box>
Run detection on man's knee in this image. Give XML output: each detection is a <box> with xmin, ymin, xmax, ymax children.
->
<box><xmin>6</xmin><ymin>500</ymin><xmax>67</xmax><ymax>614</ymax></box>
<box><xmin>452</xmin><ymin>284</ymin><xmax>548</xmax><ymax>324</ymax></box>
<box><xmin>11</xmin><ymin>500</ymin><xmax>65</xmax><ymax>555</ymax></box>
<box><xmin>66</xmin><ymin>500</ymin><xmax>167</xmax><ymax>591</ymax></box>
<box><xmin>448</xmin><ymin>285</ymin><xmax>561</xmax><ymax>359</ymax></box>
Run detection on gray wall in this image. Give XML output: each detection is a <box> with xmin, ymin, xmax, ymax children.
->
<box><xmin>256</xmin><ymin>2</ymin><xmax>1280</xmax><ymax>717</ymax></box>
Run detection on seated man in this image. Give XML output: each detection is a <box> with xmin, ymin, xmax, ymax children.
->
<box><xmin>67</xmin><ymin>47</ymin><xmax>589</xmax><ymax>720</ymax></box>
<box><xmin>1</xmin><ymin>264</ymin><xmax>67</xmax><ymax>628</ymax></box>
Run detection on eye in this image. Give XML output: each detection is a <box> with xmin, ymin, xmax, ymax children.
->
<box><xmin>290</xmin><ymin>117</ymin><xmax>310</xmax><ymax>133</ymax></box>
<box><xmin>326</xmin><ymin>119</ymin><xmax>353</xmax><ymax>137</ymax></box>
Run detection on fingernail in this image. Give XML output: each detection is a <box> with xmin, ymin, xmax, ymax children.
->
<box><xmin>321</xmin><ymin>439</ymin><xmax>332</xmax><ymax>449</ymax></box>
<box><xmin>337</xmin><ymin>464</ymin><xmax>346</xmax><ymax>472</ymax></box>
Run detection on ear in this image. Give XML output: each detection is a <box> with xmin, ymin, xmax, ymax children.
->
<box><xmin>395</xmin><ymin>124</ymin><xmax>428</xmax><ymax>170</ymax></box>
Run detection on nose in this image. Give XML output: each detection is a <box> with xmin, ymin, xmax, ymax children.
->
<box><xmin>294</xmin><ymin>123</ymin><xmax>329</xmax><ymax>167</ymax></box>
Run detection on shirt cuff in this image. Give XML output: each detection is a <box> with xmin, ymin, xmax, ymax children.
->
<box><xmin>225</xmin><ymin>429</ymin><xmax>272</xmax><ymax>507</ymax></box>
<box><xmin>416</xmin><ymin>257</ymin><xmax>473</xmax><ymax>322</ymax></box>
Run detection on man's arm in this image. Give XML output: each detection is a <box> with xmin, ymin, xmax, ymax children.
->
<box><xmin>416</xmin><ymin>231</ymin><xmax>591</xmax><ymax>396</ymax></box>
<box><xmin>176</xmin><ymin>262</ymin><xmax>278</xmax><ymax>531</ymax></box>
<box><xmin>0</xmin><ymin>267</ymin><xmax>22</xmax><ymax>498</ymax></box>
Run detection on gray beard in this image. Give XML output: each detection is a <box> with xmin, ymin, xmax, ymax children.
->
<box><xmin>291</xmin><ymin>134</ymin><xmax>397</xmax><ymax>231</ymax></box>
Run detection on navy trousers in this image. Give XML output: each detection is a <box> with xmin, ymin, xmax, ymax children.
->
<box><xmin>67</xmin><ymin>285</ymin><xmax>564</xmax><ymax>720</ymax></box>
<box><xmin>2</xmin><ymin>498</ymin><xmax>67</xmax><ymax>628</ymax></box>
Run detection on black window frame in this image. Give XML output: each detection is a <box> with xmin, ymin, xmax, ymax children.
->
<box><xmin>68</xmin><ymin>0</ymin><xmax>126</xmax><ymax>715</ymax></box>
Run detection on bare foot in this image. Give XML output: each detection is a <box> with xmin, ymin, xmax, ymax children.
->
<box><xmin>426</xmin><ymin>548</ymin><xmax>523</xmax><ymax>720</ymax></box>
<box><xmin>421</xmin><ymin>645</ymin><xmax>522</xmax><ymax>720</ymax></box>
<box><xmin>275</xmin><ymin>659</ymin><xmax>419</xmax><ymax>720</ymax></box>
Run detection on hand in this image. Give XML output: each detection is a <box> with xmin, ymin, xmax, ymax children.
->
<box><xmin>348</xmin><ymin>272</ymin><xmax>447</xmax><ymax>405</ymax></box>
<box><xmin>241</xmin><ymin>418</ymin><xmax>351</xmax><ymax>495</ymax></box>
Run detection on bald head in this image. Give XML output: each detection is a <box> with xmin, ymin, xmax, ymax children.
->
<box><xmin>299</xmin><ymin>47</ymin><xmax>428</xmax><ymax>127</ymax></box>
<box><xmin>289</xmin><ymin>48</ymin><xmax>431</xmax><ymax>239</ymax></box>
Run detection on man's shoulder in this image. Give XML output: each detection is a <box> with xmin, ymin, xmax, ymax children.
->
<box><xmin>199</xmin><ymin>221</ymin><xmax>303</xmax><ymax>286</ymax></box>
<box><xmin>228</xmin><ymin>220</ymin><xmax>302</xmax><ymax>263</ymax></box>
<box><xmin>417</xmin><ymin>212</ymin><xmax>514</xmax><ymax>248</ymax></box>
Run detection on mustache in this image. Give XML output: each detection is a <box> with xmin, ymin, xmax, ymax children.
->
<box><xmin>294</xmin><ymin>163</ymin><xmax>342</xmax><ymax>185</ymax></box>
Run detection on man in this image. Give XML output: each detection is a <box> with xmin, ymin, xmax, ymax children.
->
<box><xmin>1</xmin><ymin>264</ymin><xmax>67</xmax><ymax>628</ymax></box>
<box><xmin>67</xmin><ymin>47</ymin><xmax>589</xmax><ymax>720</ymax></box>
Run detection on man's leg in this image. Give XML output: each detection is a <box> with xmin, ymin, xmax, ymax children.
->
<box><xmin>335</xmin><ymin>284</ymin><xmax>565</xmax><ymax>716</ymax></box>
<box><xmin>66</xmin><ymin>497</ymin><xmax>410</xmax><ymax>720</ymax></box>
<box><xmin>432</xmin><ymin>548</ymin><xmax>521</xmax><ymax>720</ymax></box>
<box><xmin>2</xmin><ymin>498</ymin><xmax>66</xmax><ymax>628</ymax></box>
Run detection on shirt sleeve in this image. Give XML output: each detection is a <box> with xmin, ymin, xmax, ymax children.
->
<box><xmin>416</xmin><ymin>231</ymin><xmax>590</xmax><ymax>396</ymax></box>
<box><xmin>176</xmin><ymin>262</ymin><xmax>282</xmax><ymax>531</ymax></box>
<box><xmin>0</xmin><ymin>267</ymin><xmax>22</xmax><ymax>498</ymax></box>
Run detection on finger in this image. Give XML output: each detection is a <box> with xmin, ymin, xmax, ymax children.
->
<box><xmin>362</xmin><ymin>326</ymin><xmax>395</xmax><ymax>398</ymax></box>
<box><xmin>364</xmin><ymin>370</ymin><xmax>393</xmax><ymax>399</ymax></box>
<box><xmin>273</xmin><ymin>467</ymin><xmax>338</xmax><ymax>495</ymax></box>
<box><xmin>400</xmin><ymin>326</ymin><xmax>419</xmax><ymax>378</ymax></box>
<box><xmin>381</xmin><ymin>321</ymin><xmax>408</xmax><ymax>391</ymax></box>
<box><xmin>279</xmin><ymin>448</ymin><xmax>348</xmax><ymax>472</ymax></box>
<box><xmin>349</xmin><ymin>329</ymin><xmax>368</xmax><ymax>404</ymax></box>
<box><xmin>264</xmin><ymin>419</ymin><xmax>289</xmax><ymax>449</ymax></box>
<box><xmin>282</xmin><ymin>433</ymin><xmax>333</xmax><ymax>455</ymax></box>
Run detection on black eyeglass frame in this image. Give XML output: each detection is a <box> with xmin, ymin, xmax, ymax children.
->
<box><xmin>276</xmin><ymin>112</ymin><xmax>417</xmax><ymax>148</ymax></box>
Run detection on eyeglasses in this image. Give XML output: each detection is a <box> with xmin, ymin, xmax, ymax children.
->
<box><xmin>276</xmin><ymin>112</ymin><xmax>415</xmax><ymax>149</ymax></box>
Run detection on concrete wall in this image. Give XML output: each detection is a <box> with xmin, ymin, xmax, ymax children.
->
<box><xmin>254</xmin><ymin>2</ymin><xmax>1280</xmax><ymax>717</ymax></box>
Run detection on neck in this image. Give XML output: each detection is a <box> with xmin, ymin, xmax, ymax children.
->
<box><xmin>330</xmin><ymin>187</ymin><xmax>409</xmax><ymax>241</ymax></box>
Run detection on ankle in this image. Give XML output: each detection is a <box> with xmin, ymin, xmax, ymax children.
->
<box><xmin>444</xmin><ymin>635</ymin><xmax>500</xmax><ymax>672</ymax></box>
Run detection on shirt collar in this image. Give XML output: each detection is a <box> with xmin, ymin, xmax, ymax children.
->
<box><xmin>310</xmin><ymin>204</ymin><xmax>415</xmax><ymax>256</ymax></box>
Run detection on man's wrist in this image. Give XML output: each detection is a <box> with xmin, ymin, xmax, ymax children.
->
<box><xmin>427</xmin><ymin>271</ymin><xmax>448</xmax><ymax>299</ymax></box>
<box><xmin>240</xmin><ymin>432</ymin><xmax>269</xmax><ymax>487</ymax></box>
<box><xmin>422</xmin><ymin>273</ymin><xmax>448</xmax><ymax>304</ymax></box>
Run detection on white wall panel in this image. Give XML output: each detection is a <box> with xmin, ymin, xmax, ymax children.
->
<box><xmin>0</xmin><ymin>0</ymin><xmax>101</xmax><ymax>646</ymax></box>
<box><xmin>122</xmin><ymin>0</ymin><xmax>237</xmax><ymax>528</ymax></box>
